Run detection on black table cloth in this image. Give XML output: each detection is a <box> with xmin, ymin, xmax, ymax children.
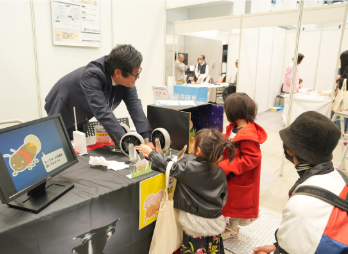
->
<box><xmin>0</xmin><ymin>147</ymin><xmax>160</xmax><ymax>254</ymax></box>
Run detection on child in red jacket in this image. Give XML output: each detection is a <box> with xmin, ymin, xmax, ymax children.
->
<box><xmin>220</xmin><ymin>93</ymin><xmax>267</xmax><ymax>240</ymax></box>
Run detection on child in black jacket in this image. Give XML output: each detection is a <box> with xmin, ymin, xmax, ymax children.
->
<box><xmin>136</xmin><ymin>128</ymin><xmax>234</xmax><ymax>254</ymax></box>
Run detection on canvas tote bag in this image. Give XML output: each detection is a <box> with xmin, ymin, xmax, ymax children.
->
<box><xmin>332</xmin><ymin>79</ymin><xmax>348</xmax><ymax>111</ymax></box>
<box><xmin>148</xmin><ymin>161</ymin><xmax>183</xmax><ymax>254</ymax></box>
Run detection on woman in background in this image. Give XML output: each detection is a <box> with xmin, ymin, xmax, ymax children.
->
<box><xmin>338</xmin><ymin>50</ymin><xmax>348</xmax><ymax>89</ymax></box>
<box><xmin>282</xmin><ymin>53</ymin><xmax>305</xmax><ymax>94</ymax></box>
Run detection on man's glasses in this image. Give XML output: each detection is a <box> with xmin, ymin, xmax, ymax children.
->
<box><xmin>127</xmin><ymin>68</ymin><xmax>142</xmax><ymax>79</ymax></box>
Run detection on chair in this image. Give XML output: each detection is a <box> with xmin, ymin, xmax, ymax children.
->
<box><xmin>215</xmin><ymin>87</ymin><xmax>226</xmax><ymax>105</ymax></box>
<box><xmin>275</xmin><ymin>84</ymin><xmax>286</xmax><ymax>106</ymax></box>
<box><xmin>222</xmin><ymin>85</ymin><xmax>236</xmax><ymax>101</ymax></box>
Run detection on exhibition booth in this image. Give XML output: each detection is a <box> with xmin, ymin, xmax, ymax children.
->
<box><xmin>171</xmin><ymin>3</ymin><xmax>348</xmax><ymax>177</ymax></box>
<box><xmin>0</xmin><ymin>2</ymin><xmax>348</xmax><ymax>254</ymax></box>
<box><xmin>172</xmin><ymin>3</ymin><xmax>348</xmax><ymax>113</ymax></box>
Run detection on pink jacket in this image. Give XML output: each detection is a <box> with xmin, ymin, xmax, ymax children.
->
<box><xmin>283</xmin><ymin>62</ymin><xmax>299</xmax><ymax>93</ymax></box>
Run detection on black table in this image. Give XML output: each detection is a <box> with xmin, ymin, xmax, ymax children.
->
<box><xmin>0</xmin><ymin>147</ymin><xmax>161</xmax><ymax>254</ymax></box>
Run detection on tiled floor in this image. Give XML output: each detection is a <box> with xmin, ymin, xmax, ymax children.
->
<box><xmin>224</xmin><ymin>209</ymin><xmax>282</xmax><ymax>254</ymax></box>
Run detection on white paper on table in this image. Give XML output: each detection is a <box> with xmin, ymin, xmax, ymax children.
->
<box><xmin>107</xmin><ymin>161</ymin><xmax>129</xmax><ymax>171</ymax></box>
<box><xmin>89</xmin><ymin>156</ymin><xmax>128</xmax><ymax>171</ymax></box>
<box><xmin>155</xmin><ymin>100</ymin><xmax>180</xmax><ymax>106</ymax></box>
<box><xmin>178</xmin><ymin>101</ymin><xmax>196</xmax><ymax>106</ymax></box>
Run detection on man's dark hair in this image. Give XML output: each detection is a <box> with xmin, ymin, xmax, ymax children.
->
<box><xmin>224</xmin><ymin>93</ymin><xmax>257</xmax><ymax>123</ymax></box>
<box><xmin>201</xmin><ymin>55</ymin><xmax>205</xmax><ymax>60</ymax></box>
<box><xmin>105</xmin><ymin>44</ymin><xmax>142</xmax><ymax>78</ymax></box>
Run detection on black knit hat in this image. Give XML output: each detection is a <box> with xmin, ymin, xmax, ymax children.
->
<box><xmin>279</xmin><ymin>111</ymin><xmax>341</xmax><ymax>165</ymax></box>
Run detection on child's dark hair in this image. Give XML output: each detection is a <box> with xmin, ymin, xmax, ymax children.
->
<box><xmin>194</xmin><ymin>128</ymin><xmax>234</xmax><ymax>170</ymax></box>
<box><xmin>224</xmin><ymin>93</ymin><xmax>258</xmax><ymax>123</ymax></box>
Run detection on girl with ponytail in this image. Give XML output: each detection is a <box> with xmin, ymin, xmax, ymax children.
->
<box><xmin>136</xmin><ymin>128</ymin><xmax>234</xmax><ymax>254</ymax></box>
<box><xmin>220</xmin><ymin>93</ymin><xmax>267</xmax><ymax>240</ymax></box>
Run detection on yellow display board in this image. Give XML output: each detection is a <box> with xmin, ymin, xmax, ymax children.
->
<box><xmin>139</xmin><ymin>173</ymin><xmax>166</xmax><ymax>230</ymax></box>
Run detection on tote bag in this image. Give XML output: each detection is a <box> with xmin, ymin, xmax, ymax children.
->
<box><xmin>148</xmin><ymin>161</ymin><xmax>183</xmax><ymax>254</ymax></box>
<box><xmin>332</xmin><ymin>79</ymin><xmax>348</xmax><ymax>111</ymax></box>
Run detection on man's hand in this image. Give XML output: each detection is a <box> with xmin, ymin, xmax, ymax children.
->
<box><xmin>145</xmin><ymin>142</ymin><xmax>155</xmax><ymax>150</ymax></box>
<box><xmin>252</xmin><ymin>245</ymin><xmax>276</xmax><ymax>254</ymax></box>
<box><xmin>135</xmin><ymin>144</ymin><xmax>153</xmax><ymax>158</ymax></box>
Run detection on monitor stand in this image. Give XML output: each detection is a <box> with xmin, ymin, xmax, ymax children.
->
<box><xmin>8</xmin><ymin>181</ymin><xmax>74</xmax><ymax>213</ymax></box>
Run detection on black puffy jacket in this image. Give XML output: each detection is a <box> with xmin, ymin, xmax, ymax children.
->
<box><xmin>148</xmin><ymin>151</ymin><xmax>228</xmax><ymax>219</ymax></box>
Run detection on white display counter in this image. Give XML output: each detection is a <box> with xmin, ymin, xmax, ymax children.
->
<box><xmin>174</xmin><ymin>83</ymin><xmax>229</xmax><ymax>103</ymax></box>
<box><xmin>282</xmin><ymin>93</ymin><xmax>331</xmax><ymax>126</ymax></box>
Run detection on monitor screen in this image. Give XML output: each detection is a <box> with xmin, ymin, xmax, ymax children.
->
<box><xmin>0</xmin><ymin>115</ymin><xmax>77</xmax><ymax>203</ymax></box>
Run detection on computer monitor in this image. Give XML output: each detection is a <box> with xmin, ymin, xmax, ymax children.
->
<box><xmin>0</xmin><ymin>114</ymin><xmax>78</xmax><ymax>213</ymax></box>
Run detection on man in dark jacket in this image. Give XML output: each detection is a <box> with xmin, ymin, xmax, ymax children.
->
<box><xmin>45</xmin><ymin>44</ymin><xmax>154</xmax><ymax>148</ymax></box>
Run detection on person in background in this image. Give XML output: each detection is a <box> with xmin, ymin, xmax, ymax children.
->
<box><xmin>338</xmin><ymin>50</ymin><xmax>348</xmax><ymax>90</ymax></box>
<box><xmin>195</xmin><ymin>55</ymin><xmax>209</xmax><ymax>80</ymax></box>
<box><xmin>253</xmin><ymin>111</ymin><xmax>347</xmax><ymax>254</ymax></box>
<box><xmin>175</xmin><ymin>54</ymin><xmax>187</xmax><ymax>84</ymax></box>
<box><xmin>220</xmin><ymin>93</ymin><xmax>267</xmax><ymax>239</ymax></box>
<box><xmin>282</xmin><ymin>53</ymin><xmax>305</xmax><ymax>94</ymax></box>
<box><xmin>194</xmin><ymin>58</ymin><xmax>199</xmax><ymax>72</ymax></box>
<box><xmin>136</xmin><ymin>128</ymin><xmax>234</xmax><ymax>254</ymax></box>
<box><xmin>233</xmin><ymin>59</ymin><xmax>238</xmax><ymax>86</ymax></box>
<box><xmin>299</xmin><ymin>78</ymin><xmax>303</xmax><ymax>88</ymax></box>
<box><xmin>319</xmin><ymin>50</ymin><xmax>348</xmax><ymax>98</ymax></box>
<box><xmin>193</xmin><ymin>58</ymin><xmax>200</xmax><ymax>82</ymax></box>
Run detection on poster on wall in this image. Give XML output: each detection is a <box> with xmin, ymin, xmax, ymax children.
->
<box><xmin>139</xmin><ymin>173</ymin><xmax>166</xmax><ymax>230</ymax></box>
<box><xmin>51</xmin><ymin>0</ymin><xmax>100</xmax><ymax>47</ymax></box>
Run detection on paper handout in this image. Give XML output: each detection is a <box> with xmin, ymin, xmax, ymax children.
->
<box><xmin>89</xmin><ymin>156</ymin><xmax>128</xmax><ymax>171</ymax></box>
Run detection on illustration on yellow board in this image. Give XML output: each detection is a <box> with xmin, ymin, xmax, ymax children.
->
<box><xmin>3</xmin><ymin>135</ymin><xmax>42</xmax><ymax>177</ymax></box>
<box><xmin>139</xmin><ymin>173</ymin><xmax>166</xmax><ymax>229</ymax></box>
<box><xmin>144</xmin><ymin>190</ymin><xmax>165</xmax><ymax>223</ymax></box>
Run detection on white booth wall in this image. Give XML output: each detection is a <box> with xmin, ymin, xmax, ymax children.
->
<box><xmin>248</xmin><ymin>0</ymin><xmax>323</xmax><ymax>14</ymax></box>
<box><xmin>0</xmin><ymin>1</ymin><xmax>166</xmax><ymax>128</ymax></box>
<box><xmin>185</xmin><ymin>36</ymin><xmax>223</xmax><ymax>81</ymax></box>
<box><xmin>0</xmin><ymin>2</ymin><xmax>41</xmax><ymax>124</ymax></box>
<box><xmin>227</xmin><ymin>27</ymin><xmax>287</xmax><ymax>112</ymax></box>
<box><xmin>227</xmin><ymin>26</ymin><xmax>348</xmax><ymax>113</ymax></box>
<box><xmin>166</xmin><ymin>3</ymin><xmax>233</xmax><ymax>84</ymax></box>
<box><xmin>282</xmin><ymin>27</ymin><xmax>348</xmax><ymax>92</ymax></box>
<box><xmin>226</xmin><ymin>34</ymin><xmax>240</xmax><ymax>84</ymax></box>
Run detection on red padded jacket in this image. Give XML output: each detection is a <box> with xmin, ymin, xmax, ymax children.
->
<box><xmin>219</xmin><ymin>122</ymin><xmax>267</xmax><ymax>219</ymax></box>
